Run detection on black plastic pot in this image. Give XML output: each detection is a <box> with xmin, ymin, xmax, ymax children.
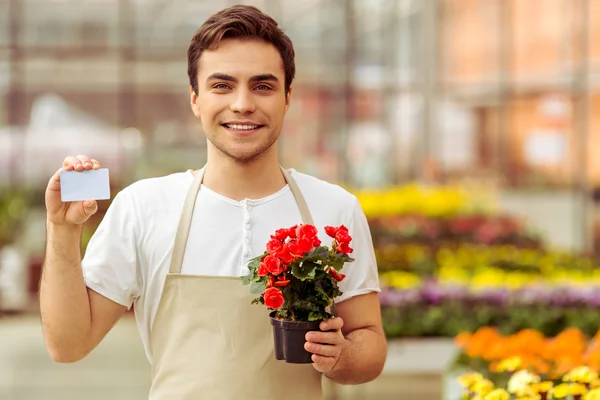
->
<box><xmin>269</xmin><ymin>312</ymin><xmax>321</xmax><ymax>364</ymax></box>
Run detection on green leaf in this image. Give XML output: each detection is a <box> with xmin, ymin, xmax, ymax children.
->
<box><xmin>338</xmin><ymin>254</ymin><xmax>355</xmax><ymax>263</ymax></box>
<box><xmin>306</xmin><ymin>246</ymin><xmax>329</xmax><ymax>261</ymax></box>
<box><xmin>250</xmin><ymin>282</ymin><xmax>265</xmax><ymax>295</ymax></box>
<box><xmin>308</xmin><ymin>311</ymin><xmax>325</xmax><ymax>321</ymax></box>
<box><xmin>291</xmin><ymin>261</ymin><xmax>318</xmax><ymax>280</ymax></box>
<box><xmin>241</xmin><ymin>273</ymin><xmax>253</xmax><ymax>285</ymax></box>
<box><xmin>248</xmin><ymin>256</ymin><xmax>262</xmax><ymax>270</ymax></box>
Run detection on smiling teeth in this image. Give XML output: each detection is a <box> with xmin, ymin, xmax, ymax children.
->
<box><xmin>226</xmin><ymin>124</ymin><xmax>258</xmax><ymax>130</ymax></box>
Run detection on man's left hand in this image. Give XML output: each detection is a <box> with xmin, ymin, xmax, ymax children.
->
<box><xmin>305</xmin><ymin>317</ymin><xmax>346</xmax><ymax>373</ymax></box>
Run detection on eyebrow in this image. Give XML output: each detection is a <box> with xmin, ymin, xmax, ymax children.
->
<box><xmin>205</xmin><ymin>73</ymin><xmax>280</xmax><ymax>85</ymax></box>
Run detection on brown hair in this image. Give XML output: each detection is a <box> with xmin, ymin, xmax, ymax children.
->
<box><xmin>187</xmin><ymin>5</ymin><xmax>295</xmax><ymax>96</ymax></box>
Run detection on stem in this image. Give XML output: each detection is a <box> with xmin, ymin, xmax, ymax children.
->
<box><xmin>291</xmin><ymin>308</ymin><xmax>295</xmax><ymax>321</ymax></box>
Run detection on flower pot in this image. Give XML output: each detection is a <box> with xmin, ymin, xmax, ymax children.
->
<box><xmin>269</xmin><ymin>312</ymin><xmax>321</xmax><ymax>364</ymax></box>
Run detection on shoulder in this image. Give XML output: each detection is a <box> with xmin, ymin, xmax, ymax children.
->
<box><xmin>290</xmin><ymin>169</ymin><xmax>358</xmax><ymax>209</ymax></box>
<box><xmin>112</xmin><ymin>170</ymin><xmax>193</xmax><ymax>215</ymax></box>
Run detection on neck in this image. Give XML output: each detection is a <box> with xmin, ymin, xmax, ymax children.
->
<box><xmin>199</xmin><ymin>147</ymin><xmax>287</xmax><ymax>201</ymax></box>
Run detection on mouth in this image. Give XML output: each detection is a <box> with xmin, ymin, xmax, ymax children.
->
<box><xmin>221</xmin><ymin>123</ymin><xmax>264</xmax><ymax>134</ymax></box>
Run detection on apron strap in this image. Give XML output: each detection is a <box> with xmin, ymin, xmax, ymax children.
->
<box><xmin>168</xmin><ymin>165</ymin><xmax>313</xmax><ymax>274</ymax></box>
<box><xmin>168</xmin><ymin>167</ymin><xmax>205</xmax><ymax>274</ymax></box>
<box><xmin>280</xmin><ymin>167</ymin><xmax>313</xmax><ymax>226</ymax></box>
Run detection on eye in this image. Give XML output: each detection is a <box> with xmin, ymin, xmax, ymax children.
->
<box><xmin>255</xmin><ymin>84</ymin><xmax>272</xmax><ymax>91</ymax></box>
<box><xmin>213</xmin><ymin>83</ymin><xmax>230</xmax><ymax>90</ymax></box>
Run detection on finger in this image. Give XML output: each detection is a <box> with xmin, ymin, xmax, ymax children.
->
<box><xmin>320</xmin><ymin>317</ymin><xmax>344</xmax><ymax>332</ymax></box>
<box><xmin>47</xmin><ymin>167</ymin><xmax>67</xmax><ymax>191</ymax></box>
<box><xmin>71</xmin><ymin>200</ymin><xmax>97</xmax><ymax>223</ymax></box>
<box><xmin>306</xmin><ymin>331</ymin><xmax>342</xmax><ymax>345</ymax></box>
<box><xmin>76</xmin><ymin>155</ymin><xmax>93</xmax><ymax>170</ymax></box>
<box><xmin>63</xmin><ymin>156</ymin><xmax>84</xmax><ymax>171</ymax></box>
<box><xmin>311</xmin><ymin>354</ymin><xmax>337</xmax><ymax>373</ymax></box>
<box><xmin>90</xmin><ymin>159</ymin><xmax>101</xmax><ymax>170</ymax></box>
<box><xmin>305</xmin><ymin>342</ymin><xmax>339</xmax><ymax>357</ymax></box>
<box><xmin>83</xmin><ymin>200</ymin><xmax>97</xmax><ymax>213</ymax></box>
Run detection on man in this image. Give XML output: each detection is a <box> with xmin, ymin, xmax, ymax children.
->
<box><xmin>40</xmin><ymin>5</ymin><xmax>387</xmax><ymax>399</ymax></box>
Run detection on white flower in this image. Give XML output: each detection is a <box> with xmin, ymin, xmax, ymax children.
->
<box><xmin>507</xmin><ymin>370</ymin><xmax>541</xmax><ymax>394</ymax></box>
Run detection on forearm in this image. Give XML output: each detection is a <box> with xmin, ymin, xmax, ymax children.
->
<box><xmin>40</xmin><ymin>222</ymin><xmax>92</xmax><ymax>362</ymax></box>
<box><xmin>325</xmin><ymin>326</ymin><xmax>387</xmax><ymax>385</ymax></box>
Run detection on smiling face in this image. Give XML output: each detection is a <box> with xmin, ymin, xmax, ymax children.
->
<box><xmin>190</xmin><ymin>38</ymin><xmax>291</xmax><ymax>164</ymax></box>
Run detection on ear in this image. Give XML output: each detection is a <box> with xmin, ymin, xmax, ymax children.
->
<box><xmin>283</xmin><ymin>87</ymin><xmax>292</xmax><ymax>116</ymax></box>
<box><xmin>190</xmin><ymin>86</ymin><xmax>201</xmax><ymax>118</ymax></box>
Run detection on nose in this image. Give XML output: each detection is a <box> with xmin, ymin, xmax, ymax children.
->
<box><xmin>229</xmin><ymin>88</ymin><xmax>256</xmax><ymax>114</ymax></box>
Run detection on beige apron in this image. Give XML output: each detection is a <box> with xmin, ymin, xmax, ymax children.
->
<box><xmin>148</xmin><ymin>166</ymin><xmax>324</xmax><ymax>400</ymax></box>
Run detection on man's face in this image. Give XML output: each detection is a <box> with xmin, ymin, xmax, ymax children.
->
<box><xmin>191</xmin><ymin>38</ymin><xmax>291</xmax><ymax>164</ymax></box>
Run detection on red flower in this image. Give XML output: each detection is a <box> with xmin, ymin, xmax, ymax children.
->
<box><xmin>288</xmin><ymin>225</ymin><xmax>298</xmax><ymax>239</ymax></box>
<box><xmin>266</xmin><ymin>275</ymin><xmax>276</xmax><ymax>288</ymax></box>
<box><xmin>276</xmin><ymin>244</ymin><xmax>293</xmax><ymax>264</ymax></box>
<box><xmin>266</xmin><ymin>239</ymin><xmax>283</xmax><ymax>254</ymax></box>
<box><xmin>328</xmin><ymin>269</ymin><xmax>346</xmax><ymax>282</ymax></box>
<box><xmin>312</xmin><ymin>237</ymin><xmax>322</xmax><ymax>247</ymax></box>
<box><xmin>335</xmin><ymin>229</ymin><xmax>352</xmax><ymax>245</ymax></box>
<box><xmin>258</xmin><ymin>262</ymin><xmax>269</xmax><ymax>276</ymax></box>
<box><xmin>272</xmin><ymin>228</ymin><xmax>290</xmax><ymax>241</ymax></box>
<box><xmin>337</xmin><ymin>241</ymin><xmax>353</xmax><ymax>255</ymax></box>
<box><xmin>296</xmin><ymin>224</ymin><xmax>318</xmax><ymax>241</ymax></box>
<box><xmin>274</xmin><ymin>280</ymin><xmax>290</xmax><ymax>287</ymax></box>
<box><xmin>263</xmin><ymin>287</ymin><xmax>284</xmax><ymax>309</ymax></box>
<box><xmin>325</xmin><ymin>225</ymin><xmax>349</xmax><ymax>239</ymax></box>
<box><xmin>264</xmin><ymin>255</ymin><xmax>284</xmax><ymax>276</ymax></box>
<box><xmin>288</xmin><ymin>237</ymin><xmax>313</xmax><ymax>258</ymax></box>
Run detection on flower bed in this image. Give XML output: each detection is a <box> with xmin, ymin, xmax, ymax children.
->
<box><xmin>454</xmin><ymin>327</ymin><xmax>600</xmax><ymax>399</ymax></box>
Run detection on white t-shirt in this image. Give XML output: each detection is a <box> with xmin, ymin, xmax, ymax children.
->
<box><xmin>81</xmin><ymin>169</ymin><xmax>380</xmax><ymax>361</ymax></box>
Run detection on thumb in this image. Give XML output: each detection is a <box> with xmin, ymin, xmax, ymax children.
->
<box><xmin>83</xmin><ymin>200</ymin><xmax>98</xmax><ymax>216</ymax></box>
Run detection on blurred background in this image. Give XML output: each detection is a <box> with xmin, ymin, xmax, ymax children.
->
<box><xmin>0</xmin><ymin>0</ymin><xmax>599</xmax><ymax>399</ymax></box>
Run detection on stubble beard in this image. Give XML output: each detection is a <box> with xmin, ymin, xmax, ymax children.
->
<box><xmin>208</xmin><ymin>126</ymin><xmax>280</xmax><ymax>165</ymax></box>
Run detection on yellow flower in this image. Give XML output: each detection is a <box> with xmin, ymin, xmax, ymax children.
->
<box><xmin>508</xmin><ymin>370</ymin><xmax>541</xmax><ymax>394</ymax></box>
<box><xmin>551</xmin><ymin>383</ymin><xmax>571</xmax><ymax>399</ymax></box>
<box><xmin>585</xmin><ymin>389</ymin><xmax>600</xmax><ymax>400</ymax></box>
<box><xmin>551</xmin><ymin>383</ymin><xmax>588</xmax><ymax>399</ymax></box>
<box><xmin>483</xmin><ymin>389</ymin><xmax>510</xmax><ymax>400</ymax></box>
<box><xmin>496</xmin><ymin>356</ymin><xmax>523</xmax><ymax>373</ymax></box>
<box><xmin>530</xmin><ymin>381</ymin><xmax>553</xmax><ymax>394</ymax></box>
<box><xmin>458</xmin><ymin>372</ymin><xmax>484</xmax><ymax>390</ymax></box>
<box><xmin>564</xmin><ymin>366</ymin><xmax>599</xmax><ymax>384</ymax></box>
<box><xmin>472</xmin><ymin>379</ymin><xmax>495</xmax><ymax>395</ymax></box>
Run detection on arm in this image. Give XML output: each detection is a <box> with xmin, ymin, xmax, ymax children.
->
<box><xmin>40</xmin><ymin>156</ymin><xmax>128</xmax><ymax>363</ymax></box>
<box><xmin>41</xmin><ymin>223</ymin><xmax>127</xmax><ymax>363</ymax></box>
<box><xmin>306</xmin><ymin>292</ymin><xmax>387</xmax><ymax>385</ymax></box>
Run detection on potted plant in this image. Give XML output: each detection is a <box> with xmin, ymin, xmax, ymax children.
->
<box><xmin>242</xmin><ymin>223</ymin><xmax>355</xmax><ymax>363</ymax></box>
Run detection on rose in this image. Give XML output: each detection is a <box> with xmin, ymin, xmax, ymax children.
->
<box><xmin>296</xmin><ymin>224</ymin><xmax>318</xmax><ymax>241</ymax></box>
<box><xmin>266</xmin><ymin>239</ymin><xmax>283</xmax><ymax>254</ymax></box>
<box><xmin>264</xmin><ymin>255</ymin><xmax>284</xmax><ymax>276</ymax></box>
<box><xmin>263</xmin><ymin>287</ymin><xmax>284</xmax><ymax>309</ymax></box>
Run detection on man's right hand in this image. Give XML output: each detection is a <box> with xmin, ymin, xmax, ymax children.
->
<box><xmin>46</xmin><ymin>155</ymin><xmax>102</xmax><ymax>226</ymax></box>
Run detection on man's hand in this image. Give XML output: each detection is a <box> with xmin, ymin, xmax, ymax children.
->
<box><xmin>305</xmin><ymin>317</ymin><xmax>347</xmax><ymax>373</ymax></box>
<box><xmin>46</xmin><ymin>155</ymin><xmax>102</xmax><ymax>227</ymax></box>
